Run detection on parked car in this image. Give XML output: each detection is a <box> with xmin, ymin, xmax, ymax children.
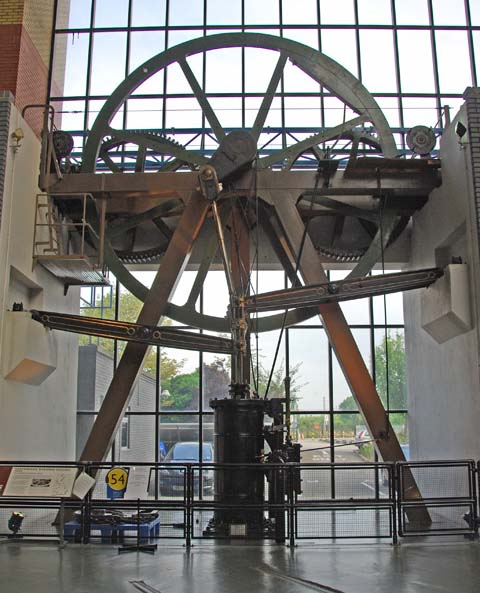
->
<box><xmin>159</xmin><ymin>442</ymin><xmax>214</xmax><ymax>496</ymax></box>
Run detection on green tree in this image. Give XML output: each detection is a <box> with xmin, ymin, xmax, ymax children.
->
<box><xmin>336</xmin><ymin>332</ymin><xmax>407</xmax><ymax>411</ymax></box>
<box><xmin>252</xmin><ymin>357</ymin><xmax>304</xmax><ymax>407</ymax></box>
<box><xmin>80</xmin><ymin>290</ymin><xmax>184</xmax><ymax>380</ymax></box>
<box><xmin>374</xmin><ymin>331</ymin><xmax>406</xmax><ymax>410</ymax></box>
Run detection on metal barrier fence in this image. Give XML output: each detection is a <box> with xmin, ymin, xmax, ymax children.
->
<box><xmin>0</xmin><ymin>460</ymin><xmax>478</xmax><ymax>545</ymax></box>
<box><xmin>397</xmin><ymin>460</ymin><xmax>478</xmax><ymax>538</ymax></box>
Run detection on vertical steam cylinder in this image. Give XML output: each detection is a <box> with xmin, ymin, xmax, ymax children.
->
<box><xmin>210</xmin><ymin>398</ymin><xmax>265</xmax><ymax>527</ymax></box>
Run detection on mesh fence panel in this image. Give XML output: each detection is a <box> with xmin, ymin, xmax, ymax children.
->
<box><xmin>400</xmin><ymin>463</ymin><xmax>472</xmax><ymax>500</ymax></box>
<box><xmin>296</xmin><ymin>507</ymin><xmax>392</xmax><ymax>539</ymax></box>
<box><xmin>401</xmin><ymin>503</ymin><xmax>475</xmax><ymax>534</ymax></box>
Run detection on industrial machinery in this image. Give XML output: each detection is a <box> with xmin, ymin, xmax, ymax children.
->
<box><xmin>31</xmin><ymin>33</ymin><xmax>444</xmax><ymax>535</ymax></box>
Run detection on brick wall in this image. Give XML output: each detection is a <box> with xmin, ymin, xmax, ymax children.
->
<box><xmin>464</xmin><ymin>87</ymin><xmax>480</xmax><ymax>247</ymax></box>
<box><xmin>0</xmin><ymin>0</ymin><xmax>25</xmax><ymax>24</ymax></box>
<box><xmin>0</xmin><ymin>0</ymin><xmax>55</xmax><ymax>136</ymax></box>
<box><xmin>0</xmin><ymin>93</ymin><xmax>13</xmax><ymax>236</ymax></box>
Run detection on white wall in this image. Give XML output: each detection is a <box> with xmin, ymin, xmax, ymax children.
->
<box><xmin>404</xmin><ymin>105</ymin><xmax>480</xmax><ymax>460</ymax></box>
<box><xmin>0</xmin><ymin>101</ymin><xmax>79</xmax><ymax>461</ymax></box>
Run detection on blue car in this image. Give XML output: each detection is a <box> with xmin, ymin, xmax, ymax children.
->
<box><xmin>159</xmin><ymin>442</ymin><xmax>214</xmax><ymax>496</ymax></box>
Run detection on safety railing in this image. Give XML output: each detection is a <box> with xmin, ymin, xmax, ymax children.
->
<box><xmin>397</xmin><ymin>460</ymin><xmax>478</xmax><ymax>538</ymax></box>
<box><xmin>0</xmin><ymin>459</ymin><xmax>478</xmax><ymax>546</ymax></box>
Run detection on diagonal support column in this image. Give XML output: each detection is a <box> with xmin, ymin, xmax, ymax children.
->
<box><xmin>79</xmin><ymin>192</ymin><xmax>210</xmax><ymax>463</ymax></box>
<box><xmin>271</xmin><ymin>191</ymin><xmax>430</xmax><ymax>522</ymax></box>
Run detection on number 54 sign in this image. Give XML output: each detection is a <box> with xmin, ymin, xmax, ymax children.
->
<box><xmin>105</xmin><ymin>467</ymin><xmax>129</xmax><ymax>499</ymax></box>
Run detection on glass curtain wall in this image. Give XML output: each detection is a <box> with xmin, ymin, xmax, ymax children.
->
<box><xmin>78</xmin><ymin>269</ymin><xmax>406</xmax><ymax>471</ymax></box>
<box><xmin>51</xmin><ymin>0</ymin><xmax>480</xmax><ymax>164</ymax></box>
<box><xmin>54</xmin><ymin>0</ymin><xmax>473</xmax><ymax>488</ymax></box>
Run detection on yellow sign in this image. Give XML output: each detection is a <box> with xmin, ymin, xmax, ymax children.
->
<box><xmin>105</xmin><ymin>467</ymin><xmax>129</xmax><ymax>491</ymax></box>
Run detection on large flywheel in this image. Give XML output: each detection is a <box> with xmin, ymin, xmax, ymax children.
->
<box><xmin>80</xmin><ymin>33</ymin><xmax>410</xmax><ymax>333</ymax></box>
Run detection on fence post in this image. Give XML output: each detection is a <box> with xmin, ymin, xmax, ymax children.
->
<box><xmin>58</xmin><ymin>498</ymin><xmax>65</xmax><ymax>548</ymax></box>
<box><xmin>288</xmin><ymin>464</ymin><xmax>295</xmax><ymax>547</ymax></box>
<box><xmin>83</xmin><ymin>462</ymin><xmax>93</xmax><ymax>544</ymax></box>
<box><xmin>185</xmin><ymin>465</ymin><xmax>192</xmax><ymax>548</ymax></box>
<box><xmin>391</xmin><ymin>463</ymin><xmax>398</xmax><ymax>545</ymax></box>
<box><xmin>473</xmin><ymin>461</ymin><xmax>479</xmax><ymax>538</ymax></box>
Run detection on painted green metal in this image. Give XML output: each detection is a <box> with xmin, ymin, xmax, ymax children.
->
<box><xmin>77</xmin><ymin>32</ymin><xmax>406</xmax><ymax>333</ymax></box>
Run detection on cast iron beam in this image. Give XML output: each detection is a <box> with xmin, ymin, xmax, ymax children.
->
<box><xmin>31</xmin><ymin>310</ymin><xmax>233</xmax><ymax>354</ymax></box>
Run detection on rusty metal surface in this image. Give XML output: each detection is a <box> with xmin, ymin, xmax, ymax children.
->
<box><xmin>31</xmin><ymin>310</ymin><xmax>234</xmax><ymax>354</ymax></box>
<box><xmin>246</xmin><ymin>268</ymin><xmax>443</xmax><ymax>312</ymax></box>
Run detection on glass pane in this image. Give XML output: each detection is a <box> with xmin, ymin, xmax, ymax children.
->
<box><xmin>169</xmin><ymin>0</ymin><xmax>204</xmax><ymax>26</ymax></box>
<box><xmin>435</xmin><ymin>31</ymin><xmax>472</xmax><ymax>94</ymax></box>
<box><xmin>209</xmin><ymin>97</ymin><xmax>243</xmax><ymax>129</ymax></box>
<box><xmin>282</xmin><ymin>0</ymin><xmax>318</xmax><ymax>24</ymax></box>
<box><xmin>52</xmin><ymin>99</ymin><xmax>85</xmax><ymax>131</ymax></box>
<box><xmin>333</xmin><ymin>351</ymin><xmax>357</xmax><ymax>411</ymax></box>
<box><xmin>126</xmin><ymin>97</ymin><xmax>164</xmax><ymax>128</ymax></box>
<box><xmin>372</xmin><ymin>270</ymin><xmax>405</xmax><ymax>324</ymax></box>
<box><xmin>397</xmin><ymin>30</ymin><xmax>435</xmax><ymax>94</ymax></box>
<box><xmin>129</xmin><ymin>31</ymin><xmax>166</xmax><ymax>72</ymax></box>
<box><xmin>374</xmin><ymin>329</ymin><xmax>407</xmax><ymax>410</ymax></box>
<box><xmin>116</xmin><ymin>415</ymin><xmax>156</xmax><ymax>463</ymax></box>
<box><xmin>131</xmin><ymin>0</ymin><xmax>167</xmax><ymax>27</ymax></box>
<box><xmin>94</xmin><ymin>0</ymin><xmax>129</xmax><ymax>28</ymax></box>
<box><xmin>207</xmin><ymin>0</ymin><xmax>242</xmax><ymax>25</ymax></box>
<box><xmin>293</xmin><ymin>414</ymin><xmax>331</xmax><ymax>462</ymax></box>
<box><xmin>61</xmin><ymin>0</ymin><xmax>91</xmax><ymax>29</ymax></box>
<box><xmin>360</xmin><ymin>30</ymin><xmax>398</xmax><ymax>93</ymax></box>
<box><xmin>470</xmin><ymin>0</ymin><xmax>480</xmax><ymax>25</ymax></box>
<box><xmin>432</xmin><ymin>0</ymin><xmax>466</xmax><ymax>26</ymax></box>
<box><xmin>333</xmin><ymin>329</ymin><xmax>371</xmax><ymax>409</ymax></box>
<box><xmin>165</xmin><ymin>97</ymin><xmax>203</xmax><ymax>130</ymax></box>
<box><xmin>158</xmin><ymin>415</ymin><xmax>200</xmax><ymax>460</ymax></box>
<box><xmin>333</xmin><ymin>413</ymin><xmax>365</xmax><ymax>462</ymax></box>
<box><xmin>322</xmin><ymin>95</ymin><xmax>357</xmax><ymax>127</ymax></box>
<box><xmin>320</xmin><ymin>0</ymin><xmax>355</xmax><ymax>24</ymax></box>
<box><xmin>357</xmin><ymin>0</ymin><xmax>392</xmax><ymax>25</ymax></box>
<box><xmin>283</xmin><ymin>59</ymin><xmax>321</xmax><ymax>93</ymax></box>
<box><xmin>251</xmin><ymin>330</ymin><xmax>286</xmax><ymax>398</ymax></box>
<box><xmin>168</xmin><ymin>29</ymin><xmax>204</xmax><ymax>47</ymax></box>
<box><xmin>394</xmin><ymin>0</ymin><xmax>430</xmax><ymax>25</ymax></box>
<box><xmin>288</xmin><ymin>328</ymin><xmax>329</xmax><ymax>411</ymax></box>
<box><xmin>401</xmin><ymin>97</ymin><xmax>439</xmax><ymax>129</ymax></box>
<box><xmin>203</xmin><ymin>271</ymin><xmax>230</xmax><ymax>318</ymax></box>
<box><xmin>206</xmin><ymin>48</ymin><xmax>243</xmax><ymax>93</ymax></box>
<box><xmin>52</xmin><ymin>33</ymin><xmax>89</xmax><ymax>97</ymax></box>
<box><xmin>321</xmin><ymin>29</ymin><xmax>358</xmax><ymax>78</ymax></box>
<box><xmin>245</xmin><ymin>0</ymin><xmax>280</xmax><ymax>24</ymax></box>
<box><xmin>160</xmin><ymin>348</ymin><xmax>200</xmax><ymax>411</ymax></box>
<box><xmin>244</xmin><ymin>48</ymin><xmax>281</xmax><ymax>93</ymax></box>
<box><xmin>90</xmin><ymin>33</ymin><xmax>127</xmax><ymax>95</ymax></box>
<box><xmin>202</xmin><ymin>353</ymin><xmax>231</xmax><ymax>411</ymax></box>
<box><xmin>283</xmin><ymin>28</ymin><xmax>319</xmax><ymax>49</ymax></box>
<box><xmin>284</xmin><ymin>96</ymin><xmax>321</xmax><ymax>128</ymax></box>
<box><xmin>374</xmin><ymin>96</ymin><xmax>400</xmax><ymax>128</ymax></box>
<box><xmin>474</xmin><ymin>32</ymin><xmax>480</xmax><ymax>83</ymax></box>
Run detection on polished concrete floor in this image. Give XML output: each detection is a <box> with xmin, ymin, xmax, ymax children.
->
<box><xmin>0</xmin><ymin>539</ymin><xmax>479</xmax><ymax>593</ymax></box>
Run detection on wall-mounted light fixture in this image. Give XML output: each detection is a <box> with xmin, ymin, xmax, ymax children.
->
<box><xmin>10</xmin><ymin>127</ymin><xmax>25</xmax><ymax>152</ymax></box>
